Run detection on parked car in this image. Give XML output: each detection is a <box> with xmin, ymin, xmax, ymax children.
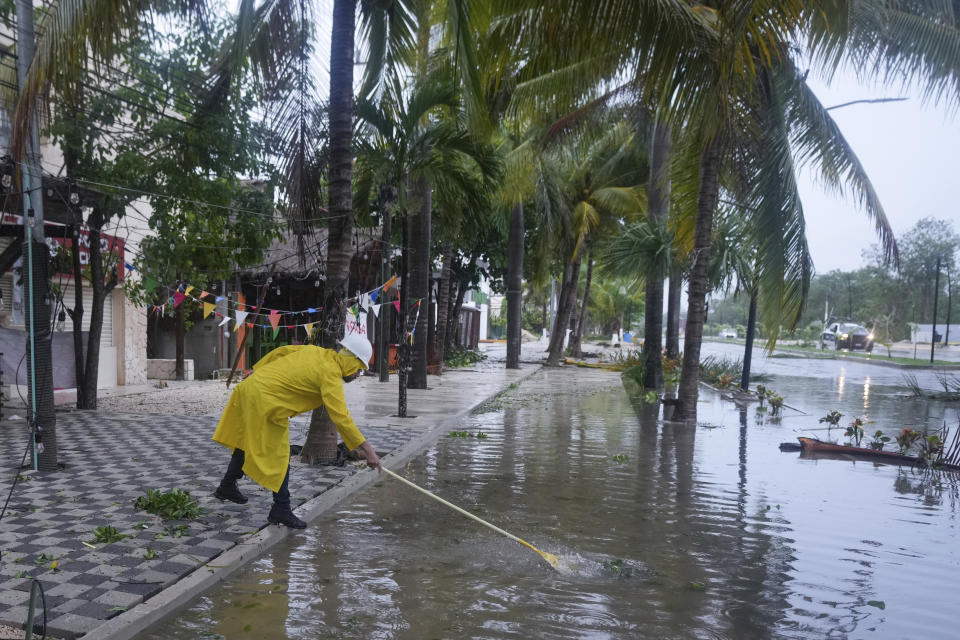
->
<box><xmin>820</xmin><ymin>322</ymin><xmax>874</xmax><ymax>351</ymax></box>
<box><xmin>719</xmin><ymin>328</ymin><xmax>737</xmax><ymax>339</ymax></box>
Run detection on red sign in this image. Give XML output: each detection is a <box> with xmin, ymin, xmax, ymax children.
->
<box><xmin>50</xmin><ymin>231</ymin><xmax>126</xmax><ymax>279</ymax></box>
<box><xmin>0</xmin><ymin>214</ymin><xmax>126</xmax><ymax>279</ymax></box>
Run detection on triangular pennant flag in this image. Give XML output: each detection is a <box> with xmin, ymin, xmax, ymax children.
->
<box><xmin>173</xmin><ymin>292</ymin><xmax>186</xmax><ymax>308</ymax></box>
<box><xmin>350</xmin><ymin>305</ymin><xmax>359</xmax><ymax>319</ymax></box>
<box><xmin>307</xmin><ymin>307</ymin><xmax>317</xmax><ymax>313</ymax></box>
<box><xmin>215</xmin><ymin>296</ymin><xmax>225</xmax><ymax>302</ymax></box>
<box><xmin>218</xmin><ymin>315</ymin><xmax>230</xmax><ymax>327</ymax></box>
<box><xmin>200</xmin><ymin>290</ymin><xmax>210</xmax><ymax>299</ymax></box>
<box><xmin>383</xmin><ymin>275</ymin><xmax>398</xmax><ymax>291</ymax></box>
<box><xmin>185</xmin><ymin>286</ymin><xmax>195</xmax><ymax>295</ymax></box>
<box><xmin>369</xmin><ymin>288</ymin><xmax>379</xmax><ymax>303</ymax></box>
<box><xmin>125</xmin><ymin>262</ymin><xmax>135</xmax><ymax>272</ymax></box>
<box><xmin>413</xmin><ymin>298</ymin><xmax>421</xmax><ymax>308</ymax></box>
<box><xmin>304</xmin><ymin>322</ymin><xmax>314</xmax><ymax>339</ymax></box>
<box><xmin>393</xmin><ymin>300</ymin><xmax>401</xmax><ymax>313</ymax></box>
<box><xmin>203</xmin><ymin>302</ymin><xmax>215</xmax><ymax>319</ymax></box>
<box><xmin>235</xmin><ymin>310</ymin><xmax>249</xmax><ymax>331</ymax></box>
<box><xmin>246</xmin><ymin>322</ymin><xmax>254</xmax><ymax>328</ymax></box>
<box><xmin>269</xmin><ymin>310</ymin><xmax>281</xmax><ymax>334</ymax></box>
<box><xmin>144</xmin><ymin>277</ymin><xmax>158</xmax><ymax>292</ymax></box>
<box><xmin>370</xmin><ymin>304</ymin><xmax>380</xmax><ymax>318</ymax></box>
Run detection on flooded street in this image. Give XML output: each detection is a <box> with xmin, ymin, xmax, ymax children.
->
<box><xmin>140</xmin><ymin>357</ymin><xmax>959</xmax><ymax>639</ymax></box>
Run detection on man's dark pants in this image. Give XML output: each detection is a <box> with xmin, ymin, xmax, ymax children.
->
<box><xmin>221</xmin><ymin>449</ymin><xmax>290</xmax><ymax>510</ymax></box>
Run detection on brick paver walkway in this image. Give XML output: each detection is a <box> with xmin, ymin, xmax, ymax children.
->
<box><xmin>0</xmin><ymin>361</ymin><xmax>537</xmax><ymax>638</ymax></box>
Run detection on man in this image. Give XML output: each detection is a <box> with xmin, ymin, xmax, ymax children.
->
<box><xmin>212</xmin><ymin>334</ymin><xmax>381</xmax><ymax>529</ymax></box>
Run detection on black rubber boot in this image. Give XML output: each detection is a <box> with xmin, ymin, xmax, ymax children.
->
<box><xmin>214</xmin><ymin>483</ymin><xmax>248</xmax><ymax>505</ymax></box>
<box><xmin>268</xmin><ymin>507</ymin><xmax>307</xmax><ymax>529</ymax></box>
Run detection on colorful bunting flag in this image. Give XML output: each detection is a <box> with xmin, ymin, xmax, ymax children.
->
<box><xmin>393</xmin><ymin>300</ymin><xmax>401</xmax><ymax>313</ymax></box>
<box><xmin>383</xmin><ymin>275</ymin><xmax>398</xmax><ymax>291</ymax></box>
<box><xmin>144</xmin><ymin>277</ymin><xmax>158</xmax><ymax>292</ymax></box>
<box><xmin>218</xmin><ymin>315</ymin><xmax>230</xmax><ymax>327</ymax></box>
<box><xmin>304</xmin><ymin>322</ymin><xmax>314</xmax><ymax>339</ymax></box>
<box><xmin>370</xmin><ymin>304</ymin><xmax>380</xmax><ymax>318</ymax></box>
<box><xmin>173</xmin><ymin>292</ymin><xmax>186</xmax><ymax>308</ymax></box>
<box><xmin>200</xmin><ymin>290</ymin><xmax>210</xmax><ymax>299</ymax></box>
<box><xmin>369</xmin><ymin>289</ymin><xmax>379</xmax><ymax>303</ymax></box>
<box><xmin>269</xmin><ymin>310</ymin><xmax>281</xmax><ymax>335</ymax></box>
<box><xmin>235</xmin><ymin>310</ymin><xmax>249</xmax><ymax>330</ymax></box>
<box><xmin>185</xmin><ymin>286</ymin><xmax>195</xmax><ymax>295</ymax></box>
<box><xmin>203</xmin><ymin>302</ymin><xmax>215</xmax><ymax>319</ymax></box>
<box><xmin>215</xmin><ymin>296</ymin><xmax>225</xmax><ymax>302</ymax></box>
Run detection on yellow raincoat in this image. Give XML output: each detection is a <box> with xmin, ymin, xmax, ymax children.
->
<box><xmin>212</xmin><ymin>345</ymin><xmax>366</xmax><ymax>492</ymax></box>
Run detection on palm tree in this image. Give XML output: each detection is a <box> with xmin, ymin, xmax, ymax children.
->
<box><xmin>496</xmin><ymin>1</ymin><xmax>960</xmax><ymax>421</ymax></box>
<box><xmin>527</xmin><ymin>122</ymin><xmax>646</xmax><ymax>366</ymax></box>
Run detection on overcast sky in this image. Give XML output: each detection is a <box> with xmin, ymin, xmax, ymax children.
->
<box><xmin>798</xmin><ymin>74</ymin><xmax>960</xmax><ymax>275</ymax></box>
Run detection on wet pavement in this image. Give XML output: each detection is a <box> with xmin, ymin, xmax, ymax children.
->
<box><xmin>0</xmin><ymin>360</ymin><xmax>536</xmax><ymax>639</ymax></box>
<box><xmin>140</xmin><ymin>362</ymin><xmax>960</xmax><ymax>640</ymax></box>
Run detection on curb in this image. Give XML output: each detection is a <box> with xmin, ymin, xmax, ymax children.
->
<box><xmin>88</xmin><ymin>365</ymin><xmax>542</xmax><ymax>640</ymax></box>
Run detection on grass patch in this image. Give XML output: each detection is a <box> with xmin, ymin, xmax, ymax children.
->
<box><xmin>773</xmin><ymin>343</ymin><xmax>957</xmax><ymax>366</ymax></box>
<box><xmin>134</xmin><ymin>488</ymin><xmax>203</xmax><ymax>520</ymax></box>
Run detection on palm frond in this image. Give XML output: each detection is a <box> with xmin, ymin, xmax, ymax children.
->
<box><xmin>778</xmin><ymin>59</ymin><xmax>898</xmax><ymax>264</ymax></box>
<box><xmin>600</xmin><ymin>218</ymin><xmax>673</xmax><ymax>281</ymax></box>
<box><xmin>358</xmin><ymin>0</ymin><xmax>416</xmax><ymax>101</ymax></box>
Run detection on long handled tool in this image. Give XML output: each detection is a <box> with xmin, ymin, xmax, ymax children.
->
<box><xmin>382</xmin><ymin>467</ymin><xmax>560</xmax><ymax>570</ymax></box>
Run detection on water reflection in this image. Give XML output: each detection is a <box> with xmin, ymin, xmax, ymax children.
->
<box><xmin>863</xmin><ymin>376</ymin><xmax>871</xmax><ymax>410</ymax></box>
<box><xmin>141</xmin><ymin>369</ymin><xmax>960</xmax><ymax>640</ymax></box>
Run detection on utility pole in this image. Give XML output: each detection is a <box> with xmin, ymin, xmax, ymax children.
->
<box><xmin>16</xmin><ymin>0</ymin><xmax>57</xmax><ymax>470</ymax></box>
<box><xmin>946</xmin><ymin>269</ymin><xmax>952</xmax><ymax>346</ymax></box>
<box><xmin>931</xmin><ymin>256</ymin><xmax>941</xmax><ymax>364</ymax></box>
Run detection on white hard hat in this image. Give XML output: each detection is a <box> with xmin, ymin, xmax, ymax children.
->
<box><xmin>338</xmin><ymin>333</ymin><xmax>372</xmax><ymax>370</ymax></box>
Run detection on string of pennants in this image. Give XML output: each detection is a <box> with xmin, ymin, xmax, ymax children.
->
<box><xmin>143</xmin><ymin>275</ymin><xmax>422</xmax><ymax>340</ymax></box>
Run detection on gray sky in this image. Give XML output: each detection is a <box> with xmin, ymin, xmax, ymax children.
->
<box><xmin>798</xmin><ymin>74</ymin><xmax>960</xmax><ymax>274</ymax></box>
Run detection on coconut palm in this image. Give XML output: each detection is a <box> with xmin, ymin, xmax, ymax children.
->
<box><xmin>496</xmin><ymin>0</ymin><xmax>960</xmax><ymax>416</ymax></box>
<box><xmin>524</xmin><ymin>121</ymin><xmax>646</xmax><ymax>366</ymax></box>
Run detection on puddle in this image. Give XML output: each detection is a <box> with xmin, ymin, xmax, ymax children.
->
<box><xmin>140</xmin><ymin>363</ymin><xmax>960</xmax><ymax>640</ymax></box>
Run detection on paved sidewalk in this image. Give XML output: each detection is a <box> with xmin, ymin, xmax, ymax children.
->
<box><xmin>0</xmin><ymin>362</ymin><xmax>538</xmax><ymax>638</ymax></box>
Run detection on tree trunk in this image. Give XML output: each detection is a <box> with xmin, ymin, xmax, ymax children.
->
<box><xmin>675</xmin><ymin>138</ymin><xmax>722</xmax><ymax>420</ymax></box>
<box><xmin>546</xmin><ymin>257</ymin><xmax>581</xmax><ymax>366</ymax></box>
<box><xmin>642</xmin><ymin>119</ymin><xmax>672</xmax><ymax>389</ymax></box>
<box><xmin>740</xmin><ymin>286</ymin><xmax>758</xmax><ymax>391</ymax></box>
<box><xmin>446</xmin><ymin>252</ymin><xmax>476</xmax><ymax>356</ymax></box>
<box><xmin>435</xmin><ymin>242</ymin><xmax>454</xmax><ymax>365</ymax></box>
<box><xmin>570</xmin><ymin>252</ymin><xmax>593</xmax><ymax>358</ymax></box>
<box><xmin>81</xmin><ymin>209</ymin><xmax>116</xmax><ymax>410</ymax></box>
<box><xmin>666</xmin><ymin>265</ymin><xmax>682</xmax><ymax>358</ymax></box>
<box><xmin>68</xmin><ymin>223</ymin><xmax>86</xmax><ymax>408</ymax></box>
<box><xmin>506</xmin><ymin>201</ymin><xmax>524</xmax><ymax>369</ymax></box>
<box><xmin>303</xmin><ymin>0</ymin><xmax>355</xmax><ymax>464</ymax></box>
<box><xmin>408</xmin><ymin>175</ymin><xmax>430</xmax><ymax>389</ymax></box>
<box><xmin>175</xmin><ymin>283</ymin><xmax>185</xmax><ymax>381</ymax></box>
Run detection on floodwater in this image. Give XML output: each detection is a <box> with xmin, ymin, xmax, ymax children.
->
<box><xmin>140</xmin><ymin>358</ymin><xmax>960</xmax><ymax>640</ymax></box>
